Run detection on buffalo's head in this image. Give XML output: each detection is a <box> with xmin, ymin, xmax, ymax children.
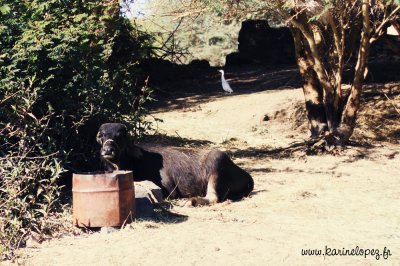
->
<box><xmin>97</xmin><ymin>123</ymin><xmax>130</xmax><ymax>168</ymax></box>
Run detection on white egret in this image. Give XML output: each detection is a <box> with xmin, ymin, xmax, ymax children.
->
<box><xmin>218</xmin><ymin>69</ymin><xmax>233</xmax><ymax>93</ymax></box>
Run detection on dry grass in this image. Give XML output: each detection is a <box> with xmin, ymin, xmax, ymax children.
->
<box><xmin>354</xmin><ymin>82</ymin><xmax>400</xmax><ymax>144</ymax></box>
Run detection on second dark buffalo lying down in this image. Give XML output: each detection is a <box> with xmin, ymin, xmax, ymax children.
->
<box><xmin>97</xmin><ymin>123</ymin><xmax>254</xmax><ymax>206</ymax></box>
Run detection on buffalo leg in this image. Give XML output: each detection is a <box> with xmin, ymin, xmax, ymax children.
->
<box><xmin>187</xmin><ymin>174</ymin><xmax>219</xmax><ymax>207</ymax></box>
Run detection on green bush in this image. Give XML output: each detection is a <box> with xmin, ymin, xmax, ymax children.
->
<box><xmin>0</xmin><ymin>0</ymin><xmax>153</xmax><ymax>258</ymax></box>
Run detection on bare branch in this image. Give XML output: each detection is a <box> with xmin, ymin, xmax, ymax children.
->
<box><xmin>371</xmin><ymin>5</ymin><xmax>400</xmax><ymax>43</ymax></box>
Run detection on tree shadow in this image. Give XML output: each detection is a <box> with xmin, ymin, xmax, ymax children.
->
<box><xmin>339</xmin><ymin>142</ymin><xmax>392</xmax><ymax>163</ymax></box>
<box><xmin>248</xmin><ymin>167</ymin><xmax>277</xmax><ymax>174</ymax></box>
<box><xmin>139</xmin><ymin>133</ymin><xmax>214</xmax><ymax>148</ymax></box>
<box><xmin>232</xmin><ymin>137</ymin><xmax>396</xmax><ymax>165</ymax></box>
<box><xmin>148</xmin><ymin>65</ymin><xmax>302</xmax><ymax>112</ymax></box>
<box><xmin>231</xmin><ymin>141</ymin><xmax>309</xmax><ymax>160</ymax></box>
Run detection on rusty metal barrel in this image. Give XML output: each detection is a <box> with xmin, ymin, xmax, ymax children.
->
<box><xmin>72</xmin><ymin>171</ymin><xmax>135</xmax><ymax>227</ymax></box>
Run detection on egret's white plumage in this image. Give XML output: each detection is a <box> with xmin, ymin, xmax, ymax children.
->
<box><xmin>218</xmin><ymin>69</ymin><xmax>233</xmax><ymax>93</ymax></box>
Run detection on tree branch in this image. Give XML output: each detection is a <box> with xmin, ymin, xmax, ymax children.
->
<box><xmin>370</xmin><ymin>5</ymin><xmax>400</xmax><ymax>43</ymax></box>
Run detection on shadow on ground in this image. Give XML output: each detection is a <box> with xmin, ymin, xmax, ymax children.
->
<box><xmin>151</xmin><ymin>203</ymin><xmax>188</xmax><ymax>223</ymax></box>
<box><xmin>139</xmin><ymin>133</ymin><xmax>214</xmax><ymax>148</ymax></box>
<box><xmin>148</xmin><ymin>65</ymin><xmax>302</xmax><ymax>112</ymax></box>
<box><xmin>229</xmin><ymin>140</ymin><xmax>313</xmax><ymax>160</ymax></box>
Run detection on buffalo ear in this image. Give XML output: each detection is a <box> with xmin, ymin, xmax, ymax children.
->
<box><xmin>121</xmin><ymin>124</ymin><xmax>128</xmax><ymax>134</ymax></box>
<box><xmin>96</xmin><ymin>131</ymin><xmax>102</xmax><ymax>144</ymax></box>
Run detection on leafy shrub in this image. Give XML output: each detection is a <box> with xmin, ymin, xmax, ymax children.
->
<box><xmin>0</xmin><ymin>0</ymin><xmax>153</xmax><ymax>258</ymax></box>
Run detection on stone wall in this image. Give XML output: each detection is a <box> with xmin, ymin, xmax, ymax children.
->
<box><xmin>226</xmin><ymin>20</ymin><xmax>296</xmax><ymax>66</ymax></box>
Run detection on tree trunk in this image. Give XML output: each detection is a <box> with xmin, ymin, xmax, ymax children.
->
<box><xmin>335</xmin><ymin>0</ymin><xmax>371</xmax><ymax>144</ymax></box>
<box><xmin>291</xmin><ymin>28</ymin><xmax>328</xmax><ymax>137</ymax></box>
<box><xmin>290</xmin><ymin>16</ymin><xmax>337</xmax><ymax>132</ymax></box>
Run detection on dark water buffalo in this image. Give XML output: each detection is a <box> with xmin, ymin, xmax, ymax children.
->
<box><xmin>97</xmin><ymin>123</ymin><xmax>254</xmax><ymax>206</ymax></box>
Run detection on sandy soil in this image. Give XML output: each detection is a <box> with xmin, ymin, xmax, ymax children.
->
<box><xmin>8</xmin><ymin>69</ymin><xmax>400</xmax><ymax>266</ymax></box>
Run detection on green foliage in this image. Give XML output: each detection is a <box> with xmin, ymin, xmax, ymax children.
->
<box><xmin>0</xmin><ymin>0</ymin><xmax>153</xmax><ymax>259</ymax></box>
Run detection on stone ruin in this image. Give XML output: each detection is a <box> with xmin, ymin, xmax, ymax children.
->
<box><xmin>226</xmin><ymin>20</ymin><xmax>296</xmax><ymax>66</ymax></box>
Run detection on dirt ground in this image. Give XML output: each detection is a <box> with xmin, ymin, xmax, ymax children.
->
<box><xmin>9</xmin><ymin>67</ymin><xmax>400</xmax><ymax>265</ymax></box>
